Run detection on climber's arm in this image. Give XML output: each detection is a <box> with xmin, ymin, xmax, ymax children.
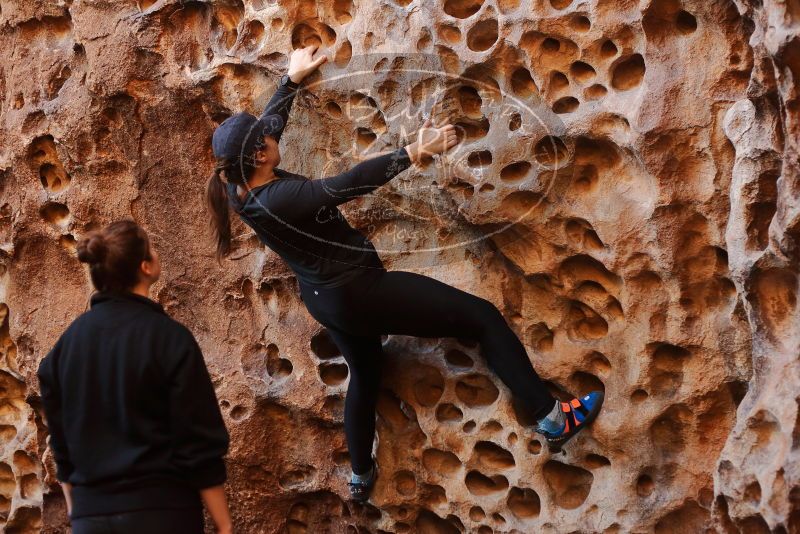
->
<box><xmin>260</xmin><ymin>44</ymin><xmax>328</xmax><ymax>143</ymax></box>
<box><xmin>260</xmin><ymin>146</ymin><xmax>414</xmax><ymax>222</ymax></box>
<box><xmin>257</xmin><ymin>120</ymin><xmax>458</xmax><ymax>223</ymax></box>
<box><xmin>259</xmin><ymin>83</ymin><xmax>299</xmax><ymax>144</ymax></box>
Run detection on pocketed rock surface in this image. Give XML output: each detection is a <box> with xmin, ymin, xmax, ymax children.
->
<box><xmin>0</xmin><ymin>0</ymin><xmax>799</xmax><ymax>532</ymax></box>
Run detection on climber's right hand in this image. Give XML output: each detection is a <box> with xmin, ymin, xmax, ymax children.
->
<box><xmin>287</xmin><ymin>44</ymin><xmax>328</xmax><ymax>84</ymax></box>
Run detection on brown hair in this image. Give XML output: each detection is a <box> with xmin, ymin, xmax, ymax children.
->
<box><xmin>76</xmin><ymin>219</ymin><xmax>152</xmax><ymax>293</ymax></box>
<box><xmin>205</xmin><ymin>157</ymin><xmax>249</xmax><ymax>264</ymax></box>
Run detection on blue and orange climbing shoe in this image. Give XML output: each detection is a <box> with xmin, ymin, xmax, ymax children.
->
<box><xmin>536</xmin><ymin>391</ymin><xmax>604</xmax><ymax>453</ymax></box>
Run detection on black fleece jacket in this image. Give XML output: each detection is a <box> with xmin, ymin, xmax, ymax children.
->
<box><xmin>227</xmin><ymin>83</ymin><xmax>414</xmax><ymax>288</ymax></box>
<box><xmin>37</xmin><ymin>291</ymin><xmax>229</xmax><ymax>518</ymax></box>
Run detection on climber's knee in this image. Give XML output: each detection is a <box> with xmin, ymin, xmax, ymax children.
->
<box><xmin>468</xmin><ymin>296</ymin><xmax>507</xmax><ymax>332</ymax></box>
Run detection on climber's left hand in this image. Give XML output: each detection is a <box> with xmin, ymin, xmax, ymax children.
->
<box><xmin>287</xmin><ymin>44</ymin><xmax>328</xmax><ymax>84</ymax></box>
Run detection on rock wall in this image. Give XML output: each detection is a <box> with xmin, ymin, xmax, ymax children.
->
<box><xmin>0</xmin><ymin>0</ymin><xmax>798</xmax><ymax>532</ymax></box>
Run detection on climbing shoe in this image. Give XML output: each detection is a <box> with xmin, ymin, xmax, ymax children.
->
<box><xmin>535</xmin><ymin>391</ymin><xmax>604</xmax><ymax>453</ymax></box>
<box><xmin>348</xmin><ymin>459</ymin><xmax>378</xmax><ymax>503</ymax></box>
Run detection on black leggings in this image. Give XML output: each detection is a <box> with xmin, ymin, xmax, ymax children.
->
<box><xmin>71</xmin><ymin>507</ymin><xmax>203</xmax><ymax>533</ymax></box>
<box><xmin>298</xmin><ymin>269</ymin><xmax>555</xmax><ymax>474</ymax></box>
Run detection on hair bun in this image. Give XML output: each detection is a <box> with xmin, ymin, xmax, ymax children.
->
<box><xmin>76</xmin><ymin>232</ymin><xmax>107</xmax><ymax>264</ymax></box>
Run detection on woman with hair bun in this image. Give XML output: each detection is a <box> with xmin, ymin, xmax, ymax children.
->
<box><xmin>37</xmin><ymin>219</ymin><xmax>232</xmax><ymax>534</ymax></box>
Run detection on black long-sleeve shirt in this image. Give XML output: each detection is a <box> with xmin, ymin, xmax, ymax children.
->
<box><xmin>227</xmin><ymin>83</ymin><xmax>414</xmax><ymax>288</ymax></box>
<box><xmin>37</xmin><ymin>291</ymin><xmax>229</xmax><ymax>518</ymax></box>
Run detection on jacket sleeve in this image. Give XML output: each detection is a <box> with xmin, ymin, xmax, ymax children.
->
<box><xmin>260</xmin><ymin>82</ymin><xmax>299</xmax><ymax>144</ymax></box>
<box><xmin>260</xmin><ymin>146</ymin><xmax>413</xmax><ymax>223</ymax></box>
<box><xmin>166</xmin><ymin>331</ymin><xmax>230</xmax><ymax>489</ymax></box>
<box><xmin>37</xmin><ymin>344</ymin><xmax>75</xmax><ymax>482</ymax></box>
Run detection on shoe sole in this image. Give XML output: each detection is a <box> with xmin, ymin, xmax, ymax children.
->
<box><xmin>546</xmin><ymin>391</ymin><xmax>605</xmax><ymax>454</ymax></box>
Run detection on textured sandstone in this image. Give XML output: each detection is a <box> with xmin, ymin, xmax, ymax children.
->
<box><xmin>0</xmin><ymin>0</ymin><xmax>798</xmax><ymax>532</ymax></box>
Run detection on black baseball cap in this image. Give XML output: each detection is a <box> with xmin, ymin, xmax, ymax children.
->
<box><xmin>211</xmin><ymin>112</ymin><xmax>284</xmax><ymax>182</ymax></box>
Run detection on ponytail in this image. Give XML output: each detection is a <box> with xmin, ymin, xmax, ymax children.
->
<box><xmin>206</xmin><ymin>162</ymin><xmax>233</xmax><ymax>264</ymax></box>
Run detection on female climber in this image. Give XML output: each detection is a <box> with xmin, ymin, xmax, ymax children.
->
<box><xmin>206</xmin><ymin>44</ymin><xmax>604</xmax><ymax>502</ymax></box>
<box><xmin>37</xmin><ymin>220</ymin><xmax>232</xmax><ymax>534</ymax></box>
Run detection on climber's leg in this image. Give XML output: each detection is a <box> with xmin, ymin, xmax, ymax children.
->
<box><xmin>325</xmin><ymin>328</ymin><xmax>384</xmax><ymax>478</ymax></box>
<box><xmin>353</xmin><ymin>270</ymin><xmax>557</xmax><ymax>421</ymax></box>
<box><xmin>298</xmin><ymin>269</ymin><xmax>603</xmax><ymax>454</ymax></box>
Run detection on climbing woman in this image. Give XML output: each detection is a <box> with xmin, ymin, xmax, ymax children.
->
<box><xmin>206</xmin><ymin>45</ymin><xmax>604</xmax><ymax>502</ymax></box>
<box><xmin>37</xmin><ymin>220</ymin><xmax>232</xmax><ymax>534</ymax></box>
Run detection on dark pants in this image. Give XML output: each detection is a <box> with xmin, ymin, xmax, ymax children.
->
<box><xmin>299</xmin><ymin>269</ymin><xmax>555</xmax><ymax>474</ymax></box>
<box><xmin>71</xmin><ymin>507</ymin><xmax>204</xmax><ymax>534</ymax></box>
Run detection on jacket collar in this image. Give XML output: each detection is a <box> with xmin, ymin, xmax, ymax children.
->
<box><xmin>227</xmin><ymin>168</ymin><xmax>293</xmax><ymax>208</ymax></box>
<box><xmin>90</xmin><ymin>290</ymin><xmax>166</xmax><ymax>315</ymax></box>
